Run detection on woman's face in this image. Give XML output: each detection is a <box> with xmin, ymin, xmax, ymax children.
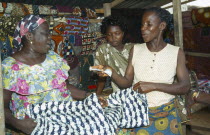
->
<box><xmin>31</xmin><ymin>22</ymin><xmax>51</xmax><ymax>54</ymax></box>
<box><xmin>106</xmin><ymin>26</ymin><xmax>124</xmax><ymax>47</ymax></box>
<box><xmin>141</xmin><ymin>11</ymin><xmax>162</xmax><ymax>43</ymax></box>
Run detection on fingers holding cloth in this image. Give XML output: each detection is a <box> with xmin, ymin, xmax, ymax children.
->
<box><xmin>133</xmin><ymin>81</ymin><xmax>155</xmax><ymax>93</ymax></box>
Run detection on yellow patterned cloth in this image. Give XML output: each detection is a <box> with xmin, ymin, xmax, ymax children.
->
<box><xmin>2</xmin><ymin>51</ymin><xmax>72</xmax><ymax>119</ymax></box>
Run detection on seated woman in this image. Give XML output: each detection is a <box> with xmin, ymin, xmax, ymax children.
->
<box><xmin>2</xmin><ymin>15</ymin><xmax>91</xmax><ymax>134</ymax></box>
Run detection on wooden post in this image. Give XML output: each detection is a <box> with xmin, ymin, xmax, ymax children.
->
<box><xmin>173</xmin><ymin>1</ymin><xmax>185</xmax><ymax>134</ymax></box>
<box><xmin>111</xmin><ymin>0</ymin><xmax>125</xmax><ymax>7</ymax></box>
<box><xmin>103</xmin><ymin>3</ymin><xmax>111</xmax><ymax>17</ymax></box>
<box><xmin>0</xmin><ymin>54</ymin><xmax>5</xmax><ymax>134</ymax></box>
<box><xmin>173</xmin><ymin>0</ymin><xmax>183</xmax><ymax>49</ymax></box>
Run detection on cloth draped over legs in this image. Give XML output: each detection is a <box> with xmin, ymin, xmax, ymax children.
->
<box><xmin>26</xmin><ymin>88</ymin><xmax>149</xmax><ymax>135</ymax></box>
<box><xmin>134</xmin><ymin>100</ymin><xmax>182</xmax><ymax>135</ymax></box>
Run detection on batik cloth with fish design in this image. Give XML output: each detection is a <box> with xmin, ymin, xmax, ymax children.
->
<box><xmin>26</xmin><ymin>88</ymin><xmax>149</xmax><ymax>135</ymax></box>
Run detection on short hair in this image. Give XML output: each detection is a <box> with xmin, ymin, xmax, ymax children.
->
<box><xmin>100</xmin><ymin>15</ymin><xmax>127</xmax><ymax>35</ymax></box>
<box><xmin>144</xmin><ymin>7</ymin><xmax>173</xmax><ymax>31</ymax></box>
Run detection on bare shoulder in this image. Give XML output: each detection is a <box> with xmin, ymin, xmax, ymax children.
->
<box><xmin>178</xmin><ymin>48</ymin><xmax>185</xmax><ymax>55</ymax></box>
<box><xmin>177</xmin><ymin>48</ymin><xmax>186</xmax><ymax>60</ymax></box>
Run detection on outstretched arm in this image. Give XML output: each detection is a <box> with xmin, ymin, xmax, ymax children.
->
<box><xmin>134</xmin><ymin>49</ymin><xmax>190</xmax><ymax>95</ymax></box>
<box><xmin>94</xmin><ymin>47</ymin><xmax>135</xmax><ymax>89</ymax></box>
<box><xmin>111</xmin><ymin>47</ymin><xmax>134</xmax><ymax>88</ymax></box>
<box><xmin>65</xmin><ymin>81</ymin><xmax>89</xmax><ymax>100</ymax></box>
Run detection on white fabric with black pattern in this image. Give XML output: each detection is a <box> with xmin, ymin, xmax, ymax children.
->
<box><xmin>27</xmin><ymin>88</ymin><xmax>149</xmax><ymax>135</ymax></box>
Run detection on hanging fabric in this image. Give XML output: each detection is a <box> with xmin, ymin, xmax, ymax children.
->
<box><xmin>0</xmin><ymin>36</ymin><xmax>12</xmax><ymax>61</ymax></box>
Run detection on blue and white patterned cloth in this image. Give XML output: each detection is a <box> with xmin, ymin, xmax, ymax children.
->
<box><xmin>26</xmin><ymin>88</ymin><xmax>149</xmax><ymax>135</ymax></box>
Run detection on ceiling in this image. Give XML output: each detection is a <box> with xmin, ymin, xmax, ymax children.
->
<box><xmin>0</xmin><ymin>0</ymin><xmax>114</xmax><ymax>8</ymax></box>
<box><xmin>113</xmin><ymin>0</ymin><xmax>171</xmax><ymax>9</ymax></box>
<box><xmin>0</xmin><ymin>0</ymin><xmax>172</xmax><ymax>9</ymax></box>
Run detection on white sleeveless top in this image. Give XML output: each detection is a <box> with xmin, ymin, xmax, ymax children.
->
<box><xmin>132</xmin><ymin>43</ymin><xmax>179</xmax><ymax>107</ymax></box>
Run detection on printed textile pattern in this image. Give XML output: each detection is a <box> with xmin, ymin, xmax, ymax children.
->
<box><xmin>13</xmin><ymin>15</ymin><xmax>46</xmax><ymax>51</ymax></box>
<box><xmin>64</xmin><ymin>16</ymin><xmax>89</xmax><ymax>35</ymax></box>
<box><xmin>2</xmin><ymin>51</ymin><xmax>72</xmax><ymax>119</ymax></box>
<box><xmin>94</xmin><ymin>43</ymin><xmax>134</xmax><ymax>92</ymax></box>
<box><xmin>0</xmin><ymin>36</ymin><xmax>13</xmax><ymax>61</ymax></box>
<box><xmin>32</xmin><ymin>5</ymin><xmax>39</xmax><ymax>15</ymax></box>
<box><xmin>56</xmin><ymin>5</ymin><xmax>73</xmax><ymax>13</ymax></box>
<box><xmin>27</xmin><ymin>88</ymin><xmax>149</xmax><ymax>135</ymax></box>
<box><xmin>79</xmin><ymin>55</ymin><xmax>94</xmax><ymax>90</ymax></box>
<box><xmin>0</xmin><ymin>16</ymin><xmax>22</xmax><ymax>37</ymax></box>
<box><xmin>134</xmin><ymin>100</ymin><xmax>182</xmax><ymax>135</ymax></box>
<box><xmin>198</xmin><ymin>79</ymin><xmax>210</xmax><ymax>93</ymax></box>
<box><xmin>81</xmin><ymin>33</ymin><xmax>95</xmax><ymax>55</ymax></box>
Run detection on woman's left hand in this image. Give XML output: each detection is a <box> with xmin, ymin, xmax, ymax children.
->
<box><xmin>133</xmin><ymin>81</ymin><xmax>155</xmax><ymax>93</ymax></box>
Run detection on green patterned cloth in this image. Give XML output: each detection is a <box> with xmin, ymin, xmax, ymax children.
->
<box><xmin>94</xmin><ymin>43</ymin><xmax>134</xmax><ymax>92</ymax></box>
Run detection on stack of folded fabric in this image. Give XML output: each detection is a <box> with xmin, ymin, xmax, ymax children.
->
<box><xmin>4</xmin><ymin>3</ymin><xmax>13</xmax><ymax>14</ymax></box>
<box><xmin>0</xmin><ymin>2</ymin><xmax>4</xmax><ymax>13</ymax></box>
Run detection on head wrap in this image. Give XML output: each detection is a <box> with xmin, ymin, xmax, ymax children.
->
<box><xmin>13</xmin><ymin>15</ymin><xmax>46</xmax><ymax>51</ymax></box>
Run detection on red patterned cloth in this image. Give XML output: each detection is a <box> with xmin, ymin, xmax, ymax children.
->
<box><xmin>64</xmin><ymin>16</ymin><xmax>89</xmax><ymax>35</ymax></box>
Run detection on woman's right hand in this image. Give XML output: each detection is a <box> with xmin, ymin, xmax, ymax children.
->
<box><xmin>90</xmin><ymin>65</ymin><xmax>113</xmax><ymax>77</ymax></box>
<box><xmin>17</xmin><ymin>118</ymin><xmax>37</xmax><ymax>135</ymax></box>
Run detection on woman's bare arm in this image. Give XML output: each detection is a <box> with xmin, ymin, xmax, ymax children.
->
<box><xmin>111</xmin><ymin>47</ymin><xmax>135</xmax><ymax>89</ymax></box>
<box><xmin>4</xmin><ymin>90</ymin><xmax>37</xmax><ymax>134</ymax></box>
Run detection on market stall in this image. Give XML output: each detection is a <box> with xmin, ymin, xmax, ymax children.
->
<box><xmin>0</xmin><ymin>0</ymin><xmax>184</xmax><ymax>134</ymax></box>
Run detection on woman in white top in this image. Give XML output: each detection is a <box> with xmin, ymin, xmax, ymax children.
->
<box><xmin>94</xmin><ymin>7</ymin><xmax>190</xmax><ymax>134</ymax></box>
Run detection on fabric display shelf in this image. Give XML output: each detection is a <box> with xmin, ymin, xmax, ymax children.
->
<box><xmin>182</xmin><ymin>6</ymin><xmax>210</xmax><ymax>88</ymax></box>
<box><xmin>191</xmin><ymin>7</ymin><xmax>210</xmax><ymax>27</ymax></box>
<box><xmin>186</xmin><ymin>55</ymin><xmax>210</xmax><ymax>78</ymax></box>
<box><xmin>198</xmin><ymin>79</ymin><xmax>210</xmax><ymax>93</ymax></box>
<box><xmin>183</xmin><ymin>27</ymin><xmax>210</xmax><ymax>53</ymax></box>
<box><xmin>0</xmin><ymin>2</ymin><xmax>97</xmax><ymax>18</ymax></box>
<box><xmin>0</xmin><ymin>2</ymin><xmax>107</xmax><ymax>92</ymax></box>
<box><xmin>0</xmin><ymin>36</ymin><xmax>13</xmax><ymax>61</ymax></box>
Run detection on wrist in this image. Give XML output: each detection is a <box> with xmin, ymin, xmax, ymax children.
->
<box><xmin>84</xmin><ymin>91</ymin><xmax>91</xmax><ymax>99</ymax></box>
<box><xmin>96</xmin><ymin>91</ymin><xmax>102</xmax><ymax>95</ymax></box>
<box><xmin>84</xmin><ymin>91</ymin><xmax>87</xmax><ymax>99</ymax></box>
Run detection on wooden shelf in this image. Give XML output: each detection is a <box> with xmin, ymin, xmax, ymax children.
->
<box><xmin>95</xmin><ymin>9</ymin><xmax>104</xmax><ymax>14</ymax></box>
<box><xmin>89</xmin><ymin>19</ymin><xmax>102</xmax><ymax>23</ymax></box>
<box><xmin>185</xmin><ymin>107</ymin><xmax>210</xmax><ymax>134</ymax></box>
<box><xmin>185</xmin><ymin>52</ymin><xmax>210</xmax><ymax>58</ymax></box>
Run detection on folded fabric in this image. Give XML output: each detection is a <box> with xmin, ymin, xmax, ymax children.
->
<box><xmin>107</xmin><ymin>88</ymin><xmax>149</xmax><ymax>128</ymax></box>
<box><xmin>64</xmin><ymin>16</ymin><xmax>89</xmax><ymax>35</ymax></box>
<box><xmin>27</xmin><ymin>88</ymin><xmax>149</xmax><ymax>135</ymax></box>
<box><xmin>56</xmin><ymin>5</ymin><xmax>73</xmax><ymax>13</ymax></box>
<box><xmin>198</xmin><ymin>79</ymin><xmax>210</xmax><ymax>93</ymax></box>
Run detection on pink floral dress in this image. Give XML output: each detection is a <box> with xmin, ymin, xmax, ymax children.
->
<box><xmin>2</xmin><ymin>51</ymin><xmax>72</xmax><ymax>119</ymax></box>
